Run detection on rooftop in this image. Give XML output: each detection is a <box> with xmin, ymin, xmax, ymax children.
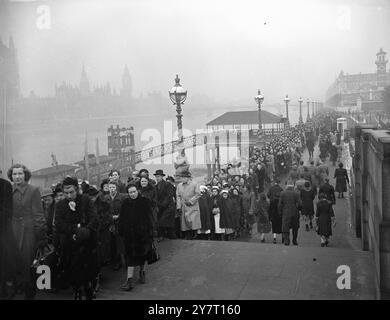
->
<box><xmin>206</xmin><ymin>110</ymin><xmax>282</xmax><ymax>127</ymax></box>
<box><xmin>32</xmin><ymin>164</ymin><xmax>79</xmax><ymax>177</ymax></box>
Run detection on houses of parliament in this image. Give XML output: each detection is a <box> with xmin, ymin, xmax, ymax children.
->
<box><xmin>0</xmin><ymin>36</ymin><xmax>167</xmax><ymax>172</ymax></box>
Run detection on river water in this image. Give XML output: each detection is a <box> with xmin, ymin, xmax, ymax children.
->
<box><xmin>4</xmin><ymin>104</ymin><xmax>304</xmax><ymax>177</ymax></box>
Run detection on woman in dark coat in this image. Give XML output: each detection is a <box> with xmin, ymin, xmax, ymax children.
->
<box><xmin>107</xmin><ymin>181</ymin><xmax>127</xmax><ymax>271</ymax></box>
<box><xmin>219</xmin><ymin>190</ymin><xmax>235</xmax><ymax>240</ymax></box>
<box><xmin>118</xmin><ymin>184</ymin><xmax>153</xmax><ymax>291</ymax></box>
<box><xmin>315</xmin><ymin>193</ymin><xmax>335</xmax><ymax>247</ymax></box>
<box><xmin>197</xmin><ymin>186</ymin><xmax>213</xmax><ymax>239</ymax></box>
<box><xmin>95</xmin><ymin>179</ymin><xmax>111</xmax><ymax>266</ymax></box>
<box><xmin>230</xmin><ymin>188</ymin><xmax>243</xmax><ymax>238</ymax></box>
<box><xmin>256</xmin><ymin>193</ymin><xmax>271</xmax><ymax>243</ymax></box>
<box><xmin>300</xmin><ymin>181</ymin><xmax>317</xmax><ymax>231</ymax></box>
<box><xmin>241</xmin><ymin>185</ymin><xmax>256</xmax><ymax>235</ymax></box>
<box><xmin>334</xmin><ymin>162</ymin><xmax>349</xmax><ymax>198</ymax></box>
<box><xmin>138</xmin><ymin>177</ymin><xmax>158</xmax><ymax>239</ymax></box>
<box><xmin>329</xmin><ymin>143</ymin><xmax>338</xmax><ymax>166</ymax></box>
<box><xmin>8</xmin><ymin>164</ymin><xmax>47</xmax><ymax>299</ymax></box>
<box><xmin>267</xmin><ymin>180</ymin><xmax>283</xmax><ymax>244</ymax></box>
<box><xmin>0</xmin><ymin>177</ymin><xmax>21</xmax><ymax>299</ymax></box>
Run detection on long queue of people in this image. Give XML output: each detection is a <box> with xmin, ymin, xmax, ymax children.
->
<box><xmin>0</xmin><ymin>111</ymin><xmax>347</xmax><ymax>300</ymax></box>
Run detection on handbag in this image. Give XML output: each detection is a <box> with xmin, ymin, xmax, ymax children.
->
<box><xmin>147</xmin><ymin>242</ymin><xmax>160</xmax><ymax>265</ymax></box>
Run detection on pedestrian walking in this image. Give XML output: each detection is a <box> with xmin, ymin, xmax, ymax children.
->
<box><xmin>315</xmin><ymin>193</ymin><xmax>335</xmax><ymax>247</ymax></box>
<box><xmin>8</xmin><ymin>164</ymin><xmax>47</xmax><ymax>299</ymax></box>
<box><xmin>334</xmin><ymin>162</ymin><xmax>349</xmax><ymax>198</ymax></box>
<box><xmin>154</xmin><ymin>170</ymin><xmax>177</xmax><ymax>240</ymax></box>
<box><xmin>107</xmin><ymin>181</ymin><xmax>127</xmax><ymax>271</ymax></box>
<box><xmin>319</xmin><ymin>178</ymin><xmax>336</xmax><ymax>205</ymax></box>
<box><xmin>256</xmin><ymin>193</ymin><xmax>271</xmax><ymax>243</ymax></box>
<box><xmin>241</xmin><ymin>185</ymin><xmax>257</xmax><ymax>235</ymax></box>
<box><xmin>118</xmin><ymin>184</ymin><xmax>154</xmax><ymax>291</ymax></box>
<box><xmin>300</xmin><ymin>181</ymin><xmax>317</xmax><ymax>231</ymax></box>
<box><xmin>139</xmin><ymin>177</ymin><xmax>158</xmax><ymax>240</ymax></box>
<box><xmin>278</xmin><ymin>182</ymin><xmax>301</xmax><ymax>246</ymax></box>
<box><xmin>55</xmin><ymin>176</ymin><xmax>99</xmax><ymax>300</ymax></box>
<box><xmin>267</xmin><ymin>179</ymin><xmax>283</xmax><ymax>244</ymax></box>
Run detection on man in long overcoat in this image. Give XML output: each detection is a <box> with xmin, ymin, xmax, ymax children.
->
<box><xmin>176</xmin><ymin>171</ymin><xmax>201</xmax><ymax>240</ymax></box>
<box><xmin>278</xmin><ymin>183</ymin><xmax>301</xmax><ymax>246</ymax></box>
<box><xmin>154</xmin><ymin>170</ymin><xmax>176</xmax><ymax>240</ymax></box>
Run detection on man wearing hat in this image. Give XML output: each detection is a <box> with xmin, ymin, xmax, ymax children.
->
<box><xmin>176</xmin><ymin>170</ymin><xmax>202</xmax><ymax>240</ymax></box>
<box><xmin>55</xmin><ymin>176</ymin><xmax>99</xmax><ymax>300</ymax></box>
<box><xmin>154</xmin><ymin>170</ymin><xmax>176</xmax><ymax>240</ymax></box>
<box><xmin>278</xmin><ymin>181</ymin><xmax>301</xmax><ymax>246</ymax></box>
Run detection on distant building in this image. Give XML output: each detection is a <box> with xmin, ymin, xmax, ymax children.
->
<box><xmin>107</xmin><ymin>125</ymin><xmax>135</xmax><ymax>160</ymax></box>
<box><xmin>325</xmin><ymin>48</ymin><xmax>390</xmax><ymax>112</ymax></box>
<box><xmin>31</xmin><ymin>164</ymin><xmax>79</xmax><ymax>190</ymax></box>
<box><xmin>206</xmin><ymin>110</ymin><xmax>285</xmax><ymax>134</ymax></box>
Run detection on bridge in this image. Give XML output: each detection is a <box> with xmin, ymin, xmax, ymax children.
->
<box><xmin>74</xmin><ymin>127</ymin><xmax>284</xmax><ymax>185</ymax></box>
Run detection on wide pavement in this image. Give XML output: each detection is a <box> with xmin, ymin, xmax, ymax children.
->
<box><xmin>35</xmin><ymin>139</ymin><xmax>377</xmax><ymax>300</ymax></box>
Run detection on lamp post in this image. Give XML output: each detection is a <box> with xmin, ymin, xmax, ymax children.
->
<box><xmin>169</xmin><ymin>75</ymin><xmax>189</xmax><ymax>179</ymax></box>
<box><xmin>284</xmin><ymin>94</ymin><xmax>290</xmax><ymax>127</ymax></box>
<box><xmin>298</xmin><ymin>97</ymin><xmax>303</xmax><ymax>124</ymax></box>
<box><xmin>312</xmin><ymin>99</ymin><xmax>315</xmax><ymax>118</ymax></box>
<box><xmin>254</xmin><ymin>90</ymin><xmax>264</xmax><ymax>135</ymax></box>
<box><xmin>306</xmin><ymin>98</ymin><xmax>310</xmax><ymax>122</ymax></box>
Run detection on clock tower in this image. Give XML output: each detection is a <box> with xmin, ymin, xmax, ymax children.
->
<box><xmin>375</xmin><ymin>48</ymin><xmax>388</xmax><ymax>87</ymax></box>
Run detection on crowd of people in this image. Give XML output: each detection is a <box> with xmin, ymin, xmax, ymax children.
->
<box><xmin>0</xmin><ymin>110</ymin><xmax>349</xmax><ymax>300</ymax></box>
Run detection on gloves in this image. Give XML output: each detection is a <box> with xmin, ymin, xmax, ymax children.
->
<box><xmin>74</xmin><ymin>227</ymin><xmax>91</xmax><ymax>242</ymax></box>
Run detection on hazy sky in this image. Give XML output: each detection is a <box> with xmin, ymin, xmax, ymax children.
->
<box><xmin>1</xmin><ymin>0</ymin><xmax>390</xmax><ymax>105</ymax></box>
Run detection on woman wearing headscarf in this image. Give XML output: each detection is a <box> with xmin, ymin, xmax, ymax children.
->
<box><xmin>118</xmin><ymin>184</ymin><xmax>153</xmax><ymax>291</ymax></box>
<box><xmin>256</xmin><ymin>193</ymin><xmax>270</xmax><ymax>243</ymax></box>
<box><xmin>334</xmin><ymin>162</ymin><xmax>349</xmax><ymax>198</ymax></box>
<box><xmin>7</xmin><ymin>164</ymin><xmax>47</xmax><ymax>299</ymax></box>
<box><xmin>210</xmin><ymin>186</ymin><xmax>224</xmax><ymax>240</ymax></box>
<box><xmin>138</xmin><ymin>177</ymin><xmax>158</xmax><ymax>240</ymax></box>
<box><xmin>197</xmin><ymin>185</ymin><xmax>213</xmax><ymax>239</ymax></box>
<box><xmin>219</xmin><ymin>190</ymin><xmax>235</xmax><ymax>240</ymax></box>
<box><xmin>315</xmin><ymin>193</ymin><xmax>335</xmax><ymax>247</ymax></box>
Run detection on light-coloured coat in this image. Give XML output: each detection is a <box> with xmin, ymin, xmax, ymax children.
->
<box><xmin>176</xmin><ymin>179</ymin><xmax>202</xmax><ymax>231</ymax></box>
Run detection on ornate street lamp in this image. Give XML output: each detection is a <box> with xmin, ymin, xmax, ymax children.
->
<box><xmin>169</xmin><ymin>74</ymin><xmax>187</xmax><ymax>156</ymax></box>
<box><xmin>254</xmin><ymin>90</ymin><xmax>264</xmax><ymax>135</ymax></box>
<box><xmin>306</xmin><ymin>98</ymin><xmax>310</xmax><ymax>122</ymax></box>
<box><xmin>312</xmin><ymin>99</ymin><xmax>315</xmax><ymax>118</ymax></box>
<box><xmin>284</xmin><ymin>94</ymin><xmax>290</xmax><ymax>127</ymax></box>
<box><xmin>298</xmin><ymin>97</ymin><xmax>303</xmax><ymax>124</ymax></box>
<box><xmin>169</xmin><ymin>75</ymin><xmax>189</xmax><ymax>179</ymax></box>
